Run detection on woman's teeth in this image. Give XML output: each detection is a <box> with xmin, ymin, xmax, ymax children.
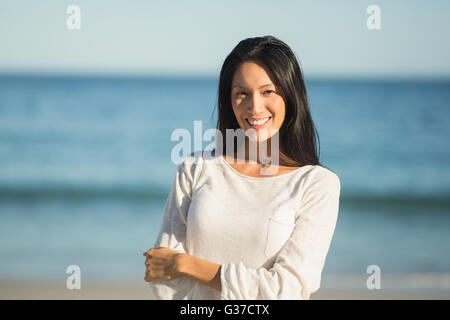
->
<box><xmin>247</xmin><ymin>117</ymin><xmax>271</xmax><ymax>125</ymax></box>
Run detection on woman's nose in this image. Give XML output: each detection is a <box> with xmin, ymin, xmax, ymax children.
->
<box><xmin>248</xmin><ymin>93</ymin><xmax>266</xmax><ymax>114</ymax></box>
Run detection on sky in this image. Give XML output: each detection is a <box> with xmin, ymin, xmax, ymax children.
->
<box><xmin>0</xmin><ymin>0</ymin><xmax>449</xmax><ymax>79</ymax></box>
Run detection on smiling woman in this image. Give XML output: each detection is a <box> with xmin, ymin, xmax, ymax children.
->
<box><xmin>217</xmin><ymin>35</ymin><xmax>321</xmax><ymax>168</ymax></box>
<box><xmin>143</xmin><ymin>35</ymin><xmax>341</xmax><ymax>300</ymax></box>
<box><xmin>231</xmin><ymin>61</ymin><xmax>286</xmax><ymax>141</ymax></box>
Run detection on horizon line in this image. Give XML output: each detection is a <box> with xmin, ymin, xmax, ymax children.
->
<box><xmin>1</xmin><ymin>70</ymin><xmax>450</xmax><ymax>82</ymax></box>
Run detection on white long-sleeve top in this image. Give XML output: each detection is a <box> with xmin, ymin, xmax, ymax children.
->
<box><xmin>147</xmin><ymin>149</ymin><xmax>341</xmax><ymax>300</ymax></box>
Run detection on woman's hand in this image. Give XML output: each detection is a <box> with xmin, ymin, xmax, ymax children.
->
<box><xmin>143</xmin><ymin>247</ymin><xmax>184</xmax><ymax>282</ymax></box>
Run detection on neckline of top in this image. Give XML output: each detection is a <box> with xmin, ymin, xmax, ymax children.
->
<box><xmin>219</xmin><ymin>154</ymin><xmax>315</xmax><ymax>180</ymax></box>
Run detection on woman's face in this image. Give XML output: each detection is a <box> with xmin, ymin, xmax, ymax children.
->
<box><xmin>230</xmin><ymin>60</ymin><xmax>286</xmax><ymax>142</ymax></box>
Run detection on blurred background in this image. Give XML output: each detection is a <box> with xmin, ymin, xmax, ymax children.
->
<box><xmin>0</xmin><ymin>0</ymin><xmax>449</xmax><ymax>299</ymax></box>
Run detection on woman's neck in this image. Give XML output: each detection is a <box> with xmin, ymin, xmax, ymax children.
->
<box><xmin>232</xmin><ymin>136</ymin><xmax>277</xmax><ymax>166</ymax></box>
<box><xmin>227</xmin><ymin>137</ymin><xmax>300</xmax><ymax>168</ymax></box>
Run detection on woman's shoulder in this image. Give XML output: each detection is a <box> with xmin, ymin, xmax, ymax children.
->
<box><xmin>176</xmin><ymin>151</ymin><xmax>208</xmax><ymax>188</ymax></box>
<box><xmin>179</xmin><ymin>150</ymin><xmax>205</xmax><ymax>167</ymax></box>
<box><xmin>179</xmin><ymin>149</ymin><xmax>221</xmax><ymax>170</ymax></box>
<box><xmin>302</xmin><ymin>164</ymin><xmax>341</xmax><ymax>191</ymax></box>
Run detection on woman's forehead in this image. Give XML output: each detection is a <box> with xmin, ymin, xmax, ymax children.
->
<box><xmin>232</xmin><ymin>62</ymin><xmax>274</xmax><ymax>88</ymax></box>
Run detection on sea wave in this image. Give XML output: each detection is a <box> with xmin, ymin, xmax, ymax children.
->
<box><xmin>0</xmin><ymin>184</ymin><xmax>449</xmax><ymax>208</ymax></box>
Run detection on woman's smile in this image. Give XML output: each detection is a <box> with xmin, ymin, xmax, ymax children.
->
<box><xmin>245</xmin><ymin>116</ymin><xmax>272</xmax><ymax>129</ymax></box>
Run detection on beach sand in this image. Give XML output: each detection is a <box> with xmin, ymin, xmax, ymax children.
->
<box><xmin>1</xmin><ymin>275</ymin><xmax>449</xmax><ymax>300</ymax></box>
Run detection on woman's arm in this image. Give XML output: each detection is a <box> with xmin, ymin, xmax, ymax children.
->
<box><xmin>177</xmin><ymin>253</ymin><xmax>222</xmax><ymax>292</ymax></box>
<box><xmin>146</xmin><ymin>153</ymin><xmax>203</xmax><ymax>299</ymax></box>
<box><xmin>144</xmin><ymin>247</ymin><xmax>222</xmax><ymax>292</ymax></box>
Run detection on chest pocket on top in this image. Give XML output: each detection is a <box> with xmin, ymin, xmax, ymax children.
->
<box><xmin>264</xmin><ymin>210</ymin><xmax>296</xmax><ymax>259</ymax></box>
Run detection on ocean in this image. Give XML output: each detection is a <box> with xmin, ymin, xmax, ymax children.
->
<box><xmin>0</xmin><ymin>74</ymin><xmax>449</xmax><ymax>290</ymax></box>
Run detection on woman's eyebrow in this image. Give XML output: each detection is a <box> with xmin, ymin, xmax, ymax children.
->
<box><xmin>232</xmin><ymin>83</ymin><xmax>274</xmax><ymax>90</ymax></box>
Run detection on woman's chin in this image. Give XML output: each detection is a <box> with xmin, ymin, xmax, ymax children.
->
<box><xmin>245</xmin><ymin>127</ymin><xmax>277</xmax><ymax>140</ymax></box>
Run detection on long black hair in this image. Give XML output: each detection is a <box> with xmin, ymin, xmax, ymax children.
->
<box><xmin>214</xmin><ymin>35</ymin><xmax>321</xmax><ymax>167</ymax></box>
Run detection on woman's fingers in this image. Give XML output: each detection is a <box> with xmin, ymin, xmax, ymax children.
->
<box><xmin>144</xmin><ymin>253</ymin><xmax>152</xmax><ymax>282</ymax></box>
<box><xmin>143</xmin><ymin>247</ymin><xmax>157</xmax><ymax>257</ymax></box>
<box><xmin>143</xmin><ymin>247</ymin><xmax>178</xmax><ymax>282</ymax></box>
<box><xmin>143</xmin><ymin>250</ymin><xmax>152</xmax><ymax>258</ymax></box>
<box><xmin>144</xmin><ymin>271</ymin><xmax>152</xmax><ymax>282</ymax></box>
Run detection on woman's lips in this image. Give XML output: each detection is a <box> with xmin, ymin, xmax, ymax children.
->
<box><xmin>245</xmin><ymin>117</ymin><xmax>272</xmax><ymax>129</ymax></box>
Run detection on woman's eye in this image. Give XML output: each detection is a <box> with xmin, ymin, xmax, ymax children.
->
<box><xmin>235</xmin><ymin>90</ymin><xmax>274</xmax><ymax>97</ymax></box>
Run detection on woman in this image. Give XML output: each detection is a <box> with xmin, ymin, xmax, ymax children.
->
<box><xmin>143</xmin><ymin>35</ymin><xmax>341</xmax><ymax>300</ymax></box>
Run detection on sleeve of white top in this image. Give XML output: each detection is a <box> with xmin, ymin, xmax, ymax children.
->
<box><xmin>147</xmin><ymin>156</ymin><xmax>201</xmax><ymax>300</ymax></box>
<box><xmin>219</xmin><ymin>167</ymin><xmax>341</xmax><ymax>300</ymax></box>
